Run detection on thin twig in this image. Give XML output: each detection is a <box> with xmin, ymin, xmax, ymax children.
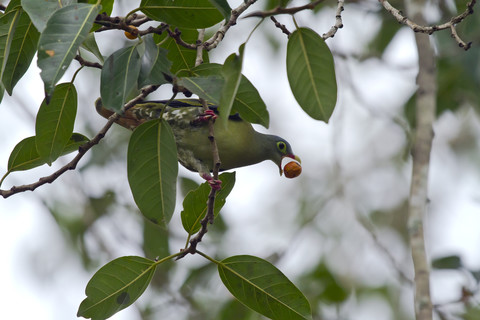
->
<box><xmin>356</xmin><ymin>214</ymin><xmax>414</xmax><ymax>285</ymax></box>
<box><xmin>204</xmin><ymin>0</ymin><xmax>258</xmax><ymax>50</ymax></box>
<box><xmin>244</xmin><ymin>0</ymin><xmax>326</xmax><ymax>18</ymax></box>
<box><xmin>195</xmin><ymin>29</ymin><xmax>205</xmax><ymax>66</ymax></box>
<box><xmin>0</xmin><ymin>85</ymin><xmax>159</xmax><ymax>199</ymax></box>
<box><xmin>270</xmin><ymin>16</ymin><xmax>291</xmax><ymax>36</ymax></box>
<box><xmin>450</xmin><ymin>24</ymin><xmax>471</xmax><ymax>50</ymax></box>
<box><xmin>177</xmin><ymin>99</ymin><xmax>221</xmax><ymax>259</ymax></box>
<box><xmin>379</xmin><ymin>0</ymin><xmax>476</xmax><ymax>50</ymax></box>
<box><xmin>322</xmin><ymin>0</ymin><xmax>345</xmax><ymax>40</ymax></box>
<box><xmin>176</xmin><ymin>32</ymin><xmax>222</xmax><ymax>259</ymax></box>
<box><xmin>74</xmin><ymin>55</ymin><xmax>102</xmax><ymax>69</ymax></box>
<box><xmin>166</xmin><ymin>28</ymin><xmax>197</xmax><ymax>50</ymax></box>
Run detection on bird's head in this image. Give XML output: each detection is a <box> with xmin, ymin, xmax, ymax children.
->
<box><xmin>269</xmin><ymin>136</ymin><xmax>301</xmax><ymax>176</ymax></box>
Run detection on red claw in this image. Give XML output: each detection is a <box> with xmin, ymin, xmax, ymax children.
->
<box><xmin>191</xmin><ymin>109</ymin><xmax>218</xmax><ymax>125</ymax></box>
<box><xmin>201</xmin><ymin>173</ymin><xmax>222</xmax><ymax>191</ymax></box>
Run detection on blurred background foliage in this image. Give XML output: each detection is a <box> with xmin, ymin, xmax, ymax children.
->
<box><xmin>2</xmin><ymin>0</ymin><xmax>480</xmax><ymax>319</ymax></box>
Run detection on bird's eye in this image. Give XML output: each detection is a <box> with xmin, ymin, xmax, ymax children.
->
<box><xmin>277</xmin><ymin>141</ymin><xmax>286</xmax><ymax>152</ymax></box>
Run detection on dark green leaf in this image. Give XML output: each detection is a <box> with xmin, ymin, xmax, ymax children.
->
<box><xmin>143</xmin><ymin>220</ymin><xmax>170</xmax><ymax>260</ymax></box>
<box><xmin>35</xmin><ymin>82</ymin><xmax>77</xmax><ymax>165</ymax></box>
<box><xmin>287</xmin><ymin>28</ymin><xmax>337</xmax><ymax>122</ymax></box>
<box><xmin>0</xmin><ymin>8</ymin><xmax>22</xmax><ymax>96</ymax></box>
<box><xmin>462</xmin><ymin>306</ymin><xmax>480</xmax><ymax>320</ymax></box>
<box><xmin>7</xmin><ymin>133</ymin><xmax>89</xmax><ymax>172</ymax></box>
<box><xmin>37</xmin><ymin>3</ymin><xmax>100</xmax><ymax>96</ymax></box>
<box><xmin>21</xmin><ymin>0</ymin><xmax>76</xmax><ymax>32</ymax></box>
<box><xmin>218</xmin><ymin>255</ymin><xmax>312</xmax><ymax>320</ymax></box>
<box><xmin>100</xmin><ymin>45</ymin><xmax>142</xmax><ymax>112</ymax></box>
<box><xmin>216</xmin><ymin>298</ymin><xmax>257</xmax><ymax>320</ymax></box>
<box><xmin>157</xmin><ymin>28</ymin><xmax>208</xmax><ymax>74</ymax></box>
<box><xmin>140</xmin><ymin>0</ymin><xmax>224</xmax><ymax>29</ymax></box>
<box><xmin>219</xmin><ymin>44</ymin><xmax>244</xmax><ymax>125</ymax></box>
<box><xmin>191</xmin><ymin>63</ymin><xmax>269</xmax><ymax>127</ymax></box>
<box><xmin>432</xmin><ymin>255</ymin><xmax>463</xmax><ymax>270</ymax></box>
<box><xmin>208</xmin><ymin>0</ymin><xmax>231</xmax><ymax>22</ymax></box>
<box><xmin>300</xmin><ymin>263</ymin><xmax>349</xmax><ymax>304</ymax></box>
<box><xmin>181</xmin><ymin>172</ymin><xmax>235</xmax><ymax>235</ymax></box>
<box><xmin>127</xmin><ymin>119</ymin><xmax>178</xmax><ymax>227</ymax></box>
<box><xmin>77</xmin><ymin>256</ymin><xmax>156</xmax><ymax>320</ymax></box>
<box><xmin>2</xmin><ymin>7</ymin><xmax>40</xmax><ymax>95</ymax></box>
<box><xmin>175</xmin><ymin>76</ymin><xmax>224</xmax><ymax>105</ymax></box>
<box><xmin>6</xmin><ymin>0</ymin><xmax>22</xmax><ymax>12</ymax></box>
<box><xmin>88</xmin><ymin>0</ymin><xmax>114</xmax><ymax>16</ymax></box>
<box><xmin>368</xmin><ymin>17</ymin><xmax>401</xmax><ymax>56</ymax></box>
<box><xmin>81</xmin><ymin>33</ymin><xmax>104</xmax><ymax>63</ymax></box>
<box><xmin>138</xmin><ymin>34</ymin><xmax>171</xmax><ymax>87</ymax></box>
<box><xmin>179</xmin><ymin>176</ymin><xmax>200</xmax><ymax>197</ymax></box>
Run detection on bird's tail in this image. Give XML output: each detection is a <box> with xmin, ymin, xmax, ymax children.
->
<box><xmin>95</xmin><ymin>98</ymin><xmax>146</xmax><ymax>130</ymax></box>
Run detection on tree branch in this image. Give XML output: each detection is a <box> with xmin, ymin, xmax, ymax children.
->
<box><xmin>244</xmin><ymin>0</ymin><xmax>326</xmax><ymax>18</ymax></box>
<box><xmin>166</xmin><ymin>28</ymin><xmax>197</xmax><ymax>50</ymax></box>
<box><xmin>75</xmin><ymin>54</ymin><xmax>102</xmax><ymax>69</ymax></box>
<box><xmin>0</xmin><ymin>85</ymin><xmax>160</xmax><ymax>199</ymax></box>
<box><xmin>404</xmin><ymin>0</ymin><xmax>437</xmax><ymax>318</ymax></box>
<box><xmin>176</xmin><ymin>32</ymin><xmax>222</xmax><ymax>259</ymax></box>
<box><xmin>380</xmin><ymin>0</ymin><xmax>476</xmax><ymax>50</ymax></box>
<box><xmin>322</xmin><ymin>0</ymin><xmax>345</xmax><ymax>40</ymax></box>
<box><xmin>270</xmin><ymin>16</ymin><xmax>291</xmax><ymax>36</ymax></box>
<box><xmin>203</xmin><ymin>0</ymin><xmax>258</xmax><ymax>50</ymax></box>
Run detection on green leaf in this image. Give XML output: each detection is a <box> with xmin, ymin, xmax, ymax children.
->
<box><xmin>432</xmin><ymin>255</ymin><xmax>463</xmax><ymax>270</ymax></box>
<box><xmin>218</xmin><ymin>255</ymin><xmax>312</xmax><ymax>320</ymax></box>
<box><xmin>127</xmin><ymin>119</ymin><xmax>178</xmax><ymax>226</ymax></box>
<box><xmin>88</xmin><ymin>0</ymin><xmax>114</xmax><ymax>16</ymax></box>
<box><xmin>181</xmin><ymin>172</ymin><xmax>235</xmax><ymax>235</ymax></box>
<box><xmin>300</xmin><ymin>262</ymin><xmax>349</xmax><ymax>304</ymax></box>
<box><xmin>179</xmin><ymin>176</ymin><xmax>200</xmax><ymax>197</ymax></box>
<box><xmin>191</xmin><ymin>63</ymin><xmax>269</xmax><ymax>128</ymax></box>
<box><xmin>368</xmin><ymin>17</ymin><xmax>401</xmax><ymax>56</ymax></box>
<box><xmin>7</xmin><ymin>133</ymin><xmax>89</xmax><ymax>172</ymax></box>
<box><xmin>143</xmin><ymin>220</ymin><xmax>170</xmax><ymax>260</ymax></box>
<box><xmin>81</xmin><ymin>32</ymin><xmax>104</xmax><ymax>63</ymax></box>
<box><xmin>77</xmin><ymin>256</ymin><xmax>156</xmax><ymax>320</ymax></box>
<box><xmin>138</xmin><ymin>34</ymin><xmax>172</xmax><ymax>87</ymax></box>
<box><xmin>175</xmin><ymin>76</ymin><xmax>224</xmax><ymax>105</ymax></box>
<box><xmin>287</xmin><ymin>27</ymin><xmax>337</xmax><ymax>122</ymax></box>
<box><xmin>463</xmin><ymin>306</ymin><xmax>480</xmax><ymax>320</ymax></box>
<box><xmin>140</xmin><ymin>0</ymin><xmax>224</xmax><ymax>29</ymax></box>
<box><xmin>157</xmin><ymin>28</ymin><xmax>207</xmax><ymax>74</ymax></box>
<box><xmin>219</xmin><ymin>44</ymin><xmax>244</xmax><ymax>125</ymax></box>
<box><xmin>6</xmin><ymin>0</ymin><xmax>22</xmax><ymax>11</ymax></box>
<box><xmin>100</xmin><ymin>45</ymin><xmax>142</xmax><ymax>112</ymax></box>
<box><xmin>0</xmin><ymin>8</ymin><xmax>22</xmax><ymax>96</ymax></box>
<box><xmin>37</xmin><ymin>3</ymin><xmax>101</xmax><ymax>96</ymax></box>
<box><xmin>21</xmin><ymin>0</ymin><xmax>77</xmax><ymax>32</ymax></box>
<box><xmin>208</xmin><ymin>0</ymin><xmax>231</xmax><ymax>22</ymax></box>
<box><xmin>2</xmin><ymin>8</ymin><xmax>40</xmax><ymax>95</ymax></box>
<box><xmin>35</xmin><ymin>82</ymin><xmax>77</xmax><ymax>165</ymax></box>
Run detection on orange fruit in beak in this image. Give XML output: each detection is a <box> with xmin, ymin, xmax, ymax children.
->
<box><xmin>284</xmin><ymin>161</ymin><xmax>302</xmax><ymax>178</ymax></box>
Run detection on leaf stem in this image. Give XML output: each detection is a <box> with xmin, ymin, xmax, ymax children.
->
<box><xmin>195</xmin><ymin>250</ymin><xmax>220</xmax><ymax>265</ymax></box>
<box><xmin>154</xmin><ymin>252</ymin><xmax>183</xmax><ymax>266</ymax></box>
<box><xmin>0</xmin><ymin>170</ymin><xmax>10</xmax><ymax>187</ymax></box>
<box><xmin>70</xmin><ymin>65</ymin><xmax>84</xmax><ymax>83</ymax></box>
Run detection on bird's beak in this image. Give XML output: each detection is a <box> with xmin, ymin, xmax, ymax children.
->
<box><xmin>279</xmin><ymin>154</ymin><xmax>301</xmax><ymax>176</ymax></box>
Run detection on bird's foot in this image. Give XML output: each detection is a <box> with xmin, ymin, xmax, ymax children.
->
<box><xmin>191</xmin><ymin>109</ymin><xmax>217</xmax><ymax>125</ymax></box>
<box><xmin>201</xmin><ymin>173</ymin><xmax>222</xmax><ymax>191</ymax></box>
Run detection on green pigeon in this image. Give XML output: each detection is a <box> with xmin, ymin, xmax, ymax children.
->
<box><xmin>96</xmin><ymin>99</ymin><xmax>301</xmax><ymax>183</ymax></box>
